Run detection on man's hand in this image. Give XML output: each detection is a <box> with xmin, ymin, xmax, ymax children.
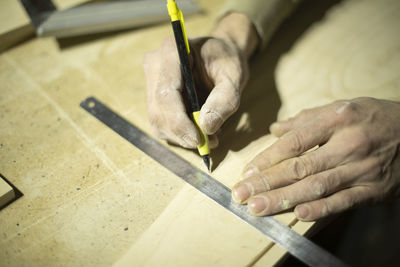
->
<box><xmin>232</xmin><ymin>97</ymin><xmax>400</xmax><ymax>221</ymax></box>
<box><xmin>143</xmin><ymin>13</ymin><xmax>258</xmax><ymax>148</ymax></box>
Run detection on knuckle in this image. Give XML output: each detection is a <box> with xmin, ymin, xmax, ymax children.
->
<box><xmin>370</xmin><ymin>157</ymin><xmax>385</xmax><ymax>178</ymax></box>
<box><xmin>289</xmin><ymin>158</ymin><xmax>308</xmax><ymax>179</ymax></box>
<box><xmin>297</xmin><ymin>109</ymin><xmax>310</xmax><ymax>119</ymax></box>
<box><xmin>345</xmin><ymin>102</ymin><xmax>359</xmax><ymax>115</ymax></box>
<box><xmin>324</xmin><ymin>171</ymin><xmax>341</xmax><ymax>189</ymax></box>
<box><xmin>227</xmin><ymin>91</ymin><xmax>241</xmax><ymax>114</ymax></box>
<box><xmin>277</xmin><ymin>192</ymin><xmax>291</xmax><ymax>210</ymax></box>
<box><xmin>346</xmin><ymin>127</ymin><xmax>371</xmax><ymax>155</ymax></box>
<box><xmin>286</xmin><ymin>132</ymin><xmax>305</xmax><ymax>155</ymax></box>
<box><xmin>155</xmin><ymin>88</ymin><xmax>170</xmax><ymax>102</ymax></box>
<box><xmin>343</xmin><ymin>193</ymin><xmax>357</xmax><ymax>209</ymax></box>
<box><xmin>149</xmin><ymin>118</ymin><xmax>166</xmax><ymax>140</ymax></box>
<box><xmin>258</xmin><ymin>175</ymin><xmax>271</xmax><ymax>191</ymax></box>
<box><xmin>308</xmin><ymin>180</ymin><xmax>327</xmax><ymax>197</ymax></box>
<box><xmin>169</xmin><ymin>114</ymin><xmax>188</xmax><ymax>136</ymax></box>
<box><xmin>153</xmin><ymin>87</ymin><xmax>178</xmax><ymax>104</ymax></box>
<box><xmin>321</xmin><ymin>201</ymin><xmax>332</xmax><ymax>217</ymax></box>
<box><xmin>335</xmin><ymin>101</ymin><xmax>360</xmax><ymax>123</ymax></box>
<box><xmin>268</xmin><ymin>190</ymin><xmax>289</xmax><ymax>212</ymax></box>
<box><xmin>216</xmin><ymin>81</ymin><xmax>241</xmax><ymax>116</ymax></box>
<box><xmin>251</xmin><ymin>152</ymin><xmax>271</xmax><ymax>171</ymax></box>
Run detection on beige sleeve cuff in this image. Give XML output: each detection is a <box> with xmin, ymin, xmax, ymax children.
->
<box><xmin>219</xmin><ymin>0</ymin><xmax>302</xmax><ymax>50</ymax></box>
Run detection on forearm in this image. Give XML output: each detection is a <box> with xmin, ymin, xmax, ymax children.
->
<box><xmin>219</xmin><ymin>0</ymin><xmax>302</xmax><ymax>50</ymax></box>
<box><xmin>212</xmin><ymin>12</ymin><xmax>259</xmax><ymax>60</ymax></box>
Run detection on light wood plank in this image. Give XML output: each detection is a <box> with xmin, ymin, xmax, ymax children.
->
<box><xmin>0</xmin><ymin>0</ymin><xmax>33</xmax><ymax>52</ymax></box>
<box><xmin>0</xmin><ymin>177</ymin><xmax>15</xmax><ymax>208</ymax></box>
<box><xmin>2</xmin><ymin>0</ymin><xmax>399</xmax><ymax>266</ymax></box>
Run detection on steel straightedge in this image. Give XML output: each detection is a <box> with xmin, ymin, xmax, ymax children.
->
<box><xmin>20</xmin><ymin>0</ymin><xmax>199</xmax><ymax>38</ymax></box>
<box><xmin>80</xmin><ymin>97</ymin><xmax>347</xmax><ymax>267</ymax></box>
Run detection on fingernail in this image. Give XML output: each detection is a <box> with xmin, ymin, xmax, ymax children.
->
<box><xmin>171</xmin><ymin>79</ymin><xmax>181</xmax><ymax>90</ymax></box>
<box><xmin>295</xmin><ymin>205</ymin><xmax>310</xmax><ymax>220</ymax></box>
<box><xmin>249</xmin><ymin>197</ymin><xmax>269</xmax><ymax>214</ymax></box>
<box><xmin>232</xmin><ymin>183</ymin><xmax>253</xmax><ymax>203</ymax></box>
<box><xmin>242</xmin><ymin>166</ymin><xmax>258</xmax><ymax>179</ymax></box>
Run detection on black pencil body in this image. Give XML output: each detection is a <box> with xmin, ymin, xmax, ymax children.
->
<box><xmin>171</xmin><ymin>20</ymin><xmax>200</xmax><ymax>112</ymax></box>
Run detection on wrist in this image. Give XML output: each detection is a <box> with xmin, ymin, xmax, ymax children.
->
<box><xmin>212</xmin><ymin>12</ymin><xmax>259</xmax><ymax>60</ymax></box>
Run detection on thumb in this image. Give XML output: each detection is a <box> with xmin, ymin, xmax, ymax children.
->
<box><xmin>199</xmin><ymin>80</ymin><xmax>241</xmax><ymax>135</ymax></box>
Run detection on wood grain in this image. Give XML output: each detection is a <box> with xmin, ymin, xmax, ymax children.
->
<box><xmin>1</xmin><ymin>0</ymin><xmax>399</xmax><ymax>266</ymax></box>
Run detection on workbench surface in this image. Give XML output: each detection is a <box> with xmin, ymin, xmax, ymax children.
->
<box><xmin>1</xmin><ymin>0</ymin><xmax>399</xmax><ymax>266</ymax></box>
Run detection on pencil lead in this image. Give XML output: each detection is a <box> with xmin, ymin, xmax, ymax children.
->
<box><xmin>202</xmin><ymin>155</ymin><xmax>211</xmax><ymax>172</ymax></box>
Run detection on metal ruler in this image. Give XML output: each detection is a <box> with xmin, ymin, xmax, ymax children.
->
<box><xmin>20</xmin><ymin>0</ymin><xmax>199</xmax><ymax>38</ymax></box>
<box><xmin>80</xmin><ymin>97</ymin><xmax>347</xmax><ymax>267</ymax></box>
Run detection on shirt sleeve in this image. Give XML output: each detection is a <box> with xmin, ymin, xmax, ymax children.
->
<box><xmin>219</xmin><ymin>0</ymin><xmax>302</xmax><ymax>49</ymax></box>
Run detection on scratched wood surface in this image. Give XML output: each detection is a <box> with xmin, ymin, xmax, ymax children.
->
<box><xmin>0</xmin><ymin>0</ymin><xmax>89</xmax><ymax>52</ymax></box>
<box><xmin>1</xmin><ymin>0</ymin><xmax>399</xmax><ymax>266</ymax></box>
<box><xmin>0</xmin><ymin>0</ymin><xmax>282</xmax><ymax>266</ymax></box>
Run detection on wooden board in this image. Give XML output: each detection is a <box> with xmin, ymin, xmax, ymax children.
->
<box><xmin>274</xmin><ymin>0</ymin><xmax>400</xmax><ymax>120</ymax></box>
<box><xmin>0</xmin><ymin>177</ymin><xmax>15</xmax><ymax>208</ymax></box>
<box><xmin>0</xmin><ymin>0</ymin><xmax>399</xmax><ymax>266</ymax></box>
<box><xmin>0</xmin><ymin>0</ymin><xmax>89</xmax><ymax>35</ymax></box>
<box><xmin>0</xmin><ymin>0</ymin><xmax>33</xmax><ymax>52</ymax></box>
<box><xmin>0</xmin><ymin>0</ymin><xmax>90</xmax><ymax>52</ymax></box>
<box><xmin>0</xmin><ymin>0</ymin><xmax>298</xmax><ymax>265</ymax></box>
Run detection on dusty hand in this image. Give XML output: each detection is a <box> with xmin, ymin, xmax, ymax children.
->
<box><xmin>232</xmin><ymin>97</ymin><xmax>400</xmax><ymax>221</ymax></box>
<box><xmin>143</xmin><ymin>13</ymin><xmax>258</xmax><ymax>148</ymax></box>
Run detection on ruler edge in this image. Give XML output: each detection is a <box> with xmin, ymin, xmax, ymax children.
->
<box><xmin>80</xmin><ymin>96</ymin><xmax>347</xmax><ymax>267</ymax></box>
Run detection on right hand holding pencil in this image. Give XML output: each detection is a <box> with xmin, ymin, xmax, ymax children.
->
<box><xmin>143</xmin><ymin>13</ymin><xmax>259</xmax><ymax>148</ymax></box>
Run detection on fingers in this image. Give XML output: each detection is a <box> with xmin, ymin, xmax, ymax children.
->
<box><xmin>294</xmin><ymin>186</ymin><xmax>374</xmax><ymax>221</ymax></box>
<box><xmin>199</xmin><ymin>81</ymin><xmax>241</xmax><ymax>134</ymax></box>
<box><xmin>235</xmin><ymin>158</ymin><xmax>377</xmax><ymax>219</ymax></box>
<box><xmin>233</xmin><ymin>132</ymin><xmax>378</xmax><ymax>204</ymax></box>
<box><xmin>145</xmin><ymin>36</ymin><xmax>245</xmax><ymax>147</ymax></box>
<box><xmin>232</xmin><ymin>147</ymin><xmax>329</xmax><ymax>203</ymax></box>
<box><xmin>243</xmin><ymin>125</ymin><xmax>333</xmax><ymax>178</ymax></box>
<box><xmin>144</xmin><ymin>37</ymin><xmax>200</xmax><ymax>148</ymax></box>
<box><xmin>270</xmin><ymin>108</ymin><xmax>319</xmax><ymax>137</ymax></box>
<box><xmin>245</xmin><ymin>166</ymin><xmax>348</xmax><ymax>216</ymax></box>
<box><xmin>246</xmin><ymin>100</ymin><xmax>360</xmax><ymax>175</ymax></box>
<box><xmin>270</xmin><ymin>100</ymin><xmax>362</xmax><ymax>138</ymax></box>
<box><xmin>232</xmin><ymin>98</ymin><xmax>400</xmax><ymax>220</ymax></box>
<box><xmin>198</xmin><ymin>38</ymin><xmax>247</xmax><ymax>135</ymax></box>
